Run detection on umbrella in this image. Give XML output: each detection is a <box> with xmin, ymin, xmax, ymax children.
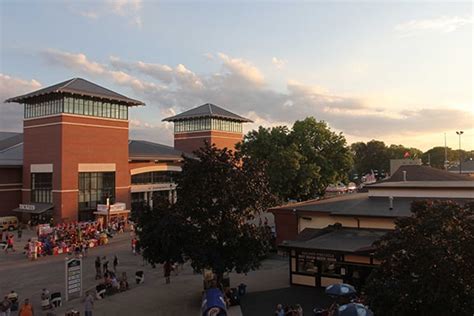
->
<box><xmin>325</xmin><ymin>283</ymin><xmax>357</xmax><ymax>297</ymax></box>
<box><xmin>337</xmin><ymin>303</ymin><xmax>374</xmax><ymax>316</ymax></box>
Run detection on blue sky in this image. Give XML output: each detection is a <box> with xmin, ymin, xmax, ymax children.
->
<box><xmin>1</xmin><ymin>0</ymin><xmax>472</xmax><ymax>150</ymax></box>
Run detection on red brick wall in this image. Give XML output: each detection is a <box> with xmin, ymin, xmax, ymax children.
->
<box><xmin>0</xmin><ymin>167</ymin><xmax>22</xmax><ymax>216</ymax></box>
<box><xmin>174</xmin><ymin>130</ymin><xmax>243</xmax><ymax>153</ymax></box>
<box><xmin>23</xmin><ymin>114</ymin><xmax>130</xmax><ymax>222</ymax></box>
<box><xmin>271</xmin><ymin>210</ymin><xmax>299</xmax><ymax>244</ymax></box>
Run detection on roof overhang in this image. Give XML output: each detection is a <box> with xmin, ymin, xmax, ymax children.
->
<box><xmin>12</xmin><ymin>203</ymin><xmax>53</xmax><ymax>214</ymax></box>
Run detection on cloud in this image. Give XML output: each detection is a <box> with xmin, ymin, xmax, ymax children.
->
<box><xmin>72</xmin><ymin>0</ymin><xmax>143</xmax><ymax>28</ymax></box>
<box><xmin>272</xmin><ymin>57</ymin><xmax>287</xmax><ymax>69</ymax></box>
<box><xmin>108</xmin><ymin>0</ymin><xmax>142</xmax><ymax>16</ymax></box>
<box><xmin>79</xmin><ymin>10</ymin><xmax>99</xmax><ymax>19</ymax></box>
<box><xmin>41</xmin><ymin>49</ymin><xmax>165</xmax><ymax>100</ymax></box>
<box><xmin>36</xmin><ymin>49</ymin><xmax>474</xmax><ymax>144</ymax></box>
<box><xmin>217</xmin><ymin>53</ymin><xmax>265</xmax><ymax>85</ymax></box>
<box><xmin>42</xmin><ymin>49</ymin><xmax>106</xmax><ymax>74</ymax></box>
<box><xmin>395</xmin><ymin>15</ymin><xmax>473</xmax><ymax>36</ymax></box>
<box><xmin>0</xmin><ymin>74</ymin><xmax>42</xmax><ymax>132</ymax></box>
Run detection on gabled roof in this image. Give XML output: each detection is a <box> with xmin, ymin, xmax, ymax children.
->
<box><xmin>162</xmin><ymin>103</ymin><xmax>252</xmax><ymax>122</ymax></box>
<box><xmin>128</xmin><ymin>140</ymin><xmax>189</xmax><ymax>161</ymax></box>
<box><xmin>5</xmin><ymin>78</ymin><xmax>144</xmax><ymax>106</ymax></box>
<box><xmin>384</xmin><ymin>165</ymin><xmax>472</xmax><ymax>182</ymax></box>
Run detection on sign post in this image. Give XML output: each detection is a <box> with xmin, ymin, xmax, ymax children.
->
<box><xmin>65</xmin><ymin>256</ymin><xmax>82</xmax><ymax>301</ymax></box>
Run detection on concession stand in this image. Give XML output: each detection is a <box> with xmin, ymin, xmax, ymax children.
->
<box><xmin>280</xmin><ymin>227</ymin><xmax>387</xmax><ymax>289</ymax></box>
<box><xmin>94</xmin><ymin>202</ymin><xmax>130</xmax><ymax>226</ymax></box>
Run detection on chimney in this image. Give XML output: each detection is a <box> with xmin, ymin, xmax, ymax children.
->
<box><xmin>389</xmin><ymin>196</ymin><xmax>394</xmax><ymax>210</ymax></box>
<box><xmin>402</xmin><ymin>170</ymin><xmax>407</xmax><ymax>182</ymax></box>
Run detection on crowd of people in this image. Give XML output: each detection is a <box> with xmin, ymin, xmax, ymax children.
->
<box><xmin>275</xmin><ymin>303</ymin><xmax>304</xmax><ymax>316</ymax></box>
<box><xmin>21</xmin><ymin>218</ymin><xmax>128</xmax><ymax>260</ymax></box>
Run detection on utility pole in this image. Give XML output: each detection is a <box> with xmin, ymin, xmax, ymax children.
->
<box><xmin>444</xmin><ymin>133</ymin><xmax>448</xmax><ymax>171</ymax></box>
<box><xmin>456</xmin><ymin>131</ymin><xmax>464</xmax><ymax>174</ymax></box>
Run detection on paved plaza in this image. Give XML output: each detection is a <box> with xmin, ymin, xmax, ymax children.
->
<box><xmin>1</xmin><ymin>229</ymin><xmax>295</xmax><ymax>316</ymax></box>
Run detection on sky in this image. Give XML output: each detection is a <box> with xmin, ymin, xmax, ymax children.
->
<box><xmin>0</xmin><ymin>0</ymin><xmax>473</xmax><ymax>151</ymax></box>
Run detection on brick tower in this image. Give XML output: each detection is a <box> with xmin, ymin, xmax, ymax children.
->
<box><xmin>163</xmin><ymin>103</ymin><xmax>252</xmax><ymax>153</ymax></box>
<box><xmin>6</xmin><ymin>78</ymin><xmax>144</xmax><ymax>222</ymax></box>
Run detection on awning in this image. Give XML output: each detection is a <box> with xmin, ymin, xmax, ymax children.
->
<box><xmin>93</xmin><ymin>209</ymin><xmax>131</xmax><ymax>216</ymax></box>
<box><xmin>12</xmin><ymin>203</ymin><xmax>54</xmax><ymax>214</ymax></box>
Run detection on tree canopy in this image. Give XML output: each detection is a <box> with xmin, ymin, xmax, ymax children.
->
<box><xmin>136</xmin><ymin>143</ymin><xmax>276</xmax><ymax>281</ymax></box>
<box><xmin>236</xmin><ymin>117</ymin><xmax>352</xmax><ymax>201</ymax></box>
<box><xmin>365</xmin><ymin>200</ymin><xmax>474</xmax><ymax>315</ymax></box>
<box><xmin>350</xmin><ymin>140</ymin><xmax>422</xmax><ymax>178</ymax></box>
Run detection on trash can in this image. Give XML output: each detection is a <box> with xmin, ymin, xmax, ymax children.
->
<box><xmin>238</xmin><ymin>283</ymin><xmax>247</xmax><ymax>296</ymax></box>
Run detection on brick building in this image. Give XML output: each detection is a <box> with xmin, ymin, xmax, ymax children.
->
<box><xmin>0</xmin><ymin>78</ymin><xmax>250</xmax><ymax>223</ymax></box>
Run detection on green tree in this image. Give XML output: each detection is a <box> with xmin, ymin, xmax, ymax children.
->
<box><xmin>351</xmin><ymin>140</ymin><xmax>390</xmax><ymax>176</ymax></box>
<box><xmin>365</xmin><ymin>200</ymin><xmax>474</xmax><ymax>315</ymax></box>
<box><xmin>136</xmin><ymin>143</ymin><xmax>276</xmax><ymax>283</ymax></box>
<box><xmin>422</xmin><ymin>146</ymin><xmax>474</xmax><ymax>169</ymax></box>
<box><xmin>387</xmin><ymin>144</ymin><xmax>423</xmax><ymax>160</ymax></box>
<box><xmin>291</xmin><ymin>118</ymin><xmax>352</xmax><ymax>197</ymax></box>
<box><xmin>237</xmin><ymin>117</ymin><xmax>352</xmax><ymax>201</ymax></box>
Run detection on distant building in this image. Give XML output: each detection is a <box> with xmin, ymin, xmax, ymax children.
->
<box><xmin>447</xmin><ymin>159</ymin><xmax>474</xmax><ymax>177</ymax></box>
<box><xmin>390</xmin><ymin>158</ymin><xmax>422</xmax><ymax>175</ymax></box>
<box><xmin>163</xmin><ymin>103</ymin><xmax>252</xmax><ymax>154</ymax></box>
<box><xmin>270</xmin><ymin>165</ymin><xmax>473</xmax><ymax>288</ymax></box>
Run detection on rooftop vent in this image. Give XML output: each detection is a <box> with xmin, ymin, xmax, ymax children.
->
<box><xmin>389</xmin><ymin>196</ymin><xmax>394</xmax><ymax>210</ymax></box>
<box><xmin>402</xmin><ymin>170</ymin><xmax>407</xmax><ymax>182</ymax></box>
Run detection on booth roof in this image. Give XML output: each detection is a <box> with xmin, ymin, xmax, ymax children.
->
<box><xmin>281</xmin><ymin>228</ymin><xmax>388</xmax><ymax>253</ymax></box>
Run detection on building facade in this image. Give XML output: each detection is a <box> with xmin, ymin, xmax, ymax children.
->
<box><xmin>271</xmin><ymin>165</ymin><xmax>474</xmax><ymax>288</ymax></box>
<box><xmin>1</xmin><ymin>78</ymin><xmax>250</xmax><ymax>223</ymax></box>
<box><xmin>163</xmin><ymin>103</ymin><xmax>252</xmax><ymax>153</ymax></box>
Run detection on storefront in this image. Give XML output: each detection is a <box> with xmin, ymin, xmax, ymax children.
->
<box><xmin>93</xmin><ymin>202</ymin><xmax>130</xmax><ymax>227</ymax></box>
<box><xmin>12</xmin><ymin>203</ymin><xmax>54</xmax><ymax>225</ymax></box>
<box><xmin>281</xmin><ymin>227</ymin><xmax>387</xmax><ymax>289</ymax></box>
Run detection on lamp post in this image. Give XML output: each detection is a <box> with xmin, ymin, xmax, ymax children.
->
<box><xmin>456</xmin><ymin>131</ymin><xmax>464</xmax><ymax>174</ymax></box>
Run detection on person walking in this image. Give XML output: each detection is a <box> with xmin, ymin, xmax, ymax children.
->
<box><xmin>17</xmin><ymin>226</ymin><xmax>22</xmax><ymax>241</ymax></box>
<box><xmin>84</xmin><ymin>292</ymin><xmax>94</xmax><ymax>316</ymax></box>
<box><xmin>95</xmin><ymin>256</ymin><xmax>102</xmax><ymax>280</ymax></box>
<box><xmin>0</xmin><ymin>296</ymin><xmax>12</xmax><ymax>316</ymax></box>
<box><xmin>164</xmin><ymin>261</ymin><xmax>172</xmax><ymax>284</ymax></box>
<box><xmin>113</xmin><ymin>255</ymin><xmax>119</xmax><ymax>273</ymax></box>
<box><xmin>5</xmin><ymin>235</ymin><xmax>14</xmax><ymax>253</ymax></box>
<box><xmin>18</xmin><ymin>299</ymin><xmax>33</xmax><ymax>316</ymax></box>
<box><xmin>102</xmin><ymin>256</ymin><xmax>109</xmax><ymax>275</ymax></box>
<box><xmin>131</xmin><ymin>238</ymin><xmax>137</xmax><ymax>255</ymax></box>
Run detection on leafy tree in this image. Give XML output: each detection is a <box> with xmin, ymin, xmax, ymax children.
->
<box><xmin>236</xmin><ymin>126</ymin><xmax>303</xmax><ymax>200</ymax></box>
<box><xmin>237</xmin><ymin>117</ymin><xmax>352</xmax><ymax>201</ymax></box>
<box><xmin>351</xmin><ymin>140</ymin><xmax>390</xmax><ymax>176</ymax></box>
<box><xmin>351</xmin><ymin>141</ymin><xmax>423</xmax><ymax>177</ymax></box>
<box><xmin>422</xmin><ymin>146</ymin><xmax>474</xmax><ymax>169</ymax></box>
<box><xmin>365</xmin><ymin>200</ymin><xmax>474</xmax><ymax>315</ymax></box>
<box><xmin>136</xmin><ymin>143</ymin><xmax>276</xmax><ymax>283</ymax></box>
<box><xmin>387</xmin><ymin>144</ymin><xmax>423</xmax><ymax>160</ymax></box>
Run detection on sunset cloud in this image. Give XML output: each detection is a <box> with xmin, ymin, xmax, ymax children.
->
<box><xmin>4</xmin><ymin>49</ymin><xmax>472</xmax><ymax>147</ymax></box>
<box><xmin>395</xmin><ymin>15</ymin><xmax>473</xmax><ymax>36</ymax></box>
<box><xmin>272</xmin><ymin>57</ymin><xmax>287</xmax><ymax>69</ymax></box>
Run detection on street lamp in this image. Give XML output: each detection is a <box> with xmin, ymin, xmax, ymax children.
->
<box><xmin>456</xmin><ymin>131</ymin><xmax>464</xmax><ymax>174</ymax></box>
